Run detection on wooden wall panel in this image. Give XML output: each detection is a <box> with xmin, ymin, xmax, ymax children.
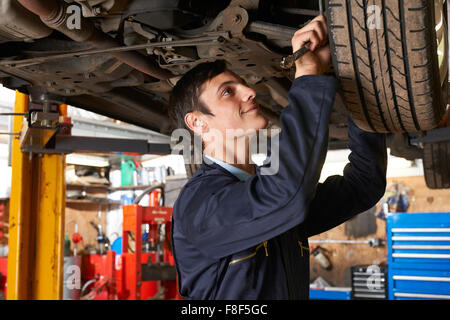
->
<box><xmin>65</xmin><ymin>203</ymin><xmax>107</xmax><ymax>254</ymax></box>
<box><xmin>64</xmin><ymin>187</ymin><xmax>121</xmax><ymax>255</ymax></box>
<box><xmin>392</xmin><ymin>176</ymin><xmax>450</xmax><ymax>213</ymax></box>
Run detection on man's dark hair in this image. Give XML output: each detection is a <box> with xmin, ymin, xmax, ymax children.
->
<box><xmin>169</xmin><ymin>60</ymin><xmax>228</xmax><ymax>131</ymax></box>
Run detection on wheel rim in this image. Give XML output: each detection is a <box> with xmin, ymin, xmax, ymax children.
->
<box><xmin>435</xmin><ymin>0</ymin><xmax>448</xmax><ymax>86</ymax></box>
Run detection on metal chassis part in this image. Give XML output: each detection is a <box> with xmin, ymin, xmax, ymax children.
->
<box><xmin>410</xmin><ymin>127</ymin><xmax>450</xmax><ymax>145</ymax></box>
<box><xmin>0</xmin><ymin>35</ymin><xmax>226</xmax><ymax>69</ymax></box>
<box><xmin>21</xmin><ymin>134</ymin><xmax>171</xmax><ymax>155</ymax></box>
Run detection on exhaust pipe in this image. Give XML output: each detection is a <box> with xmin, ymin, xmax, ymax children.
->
<box><xmin>17</xmin><ymin>0</ymin><xmax>173</xmax><ymax>80</ymax></box>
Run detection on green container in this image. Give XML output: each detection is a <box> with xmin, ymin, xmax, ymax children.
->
<box><xmin>121</xmin><ymin>160</ymin><xmax>135</xmax><ymax>186</ymax></box>
<box><xmin>64</xmin><ymin>234</ymin><xmax>71</xmax><ymax>257</ymax></box>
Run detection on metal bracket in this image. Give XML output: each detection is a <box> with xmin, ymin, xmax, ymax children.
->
<box><xmin>0</xmin><ymin>36</ymin><xmax>223</xmax><ymax>69</ymax></box>
<box><xmin>30</xmin><ymin>111</ymin><xmax>59</xmax><ymax>127</ymax></box>
<box><xmin>410</xmin><ymin>126</ymin><xmax>450</xmax><ymax>145</ymax></box>
<box><xmin>19</xmin><ymin>119</ymin><xmax>59</xmax><ymax>150</ymax></box>
<box><xmin>20</xmin><ymin>134</ymin><xmax>171</xmax><ymax>155</ymax></box>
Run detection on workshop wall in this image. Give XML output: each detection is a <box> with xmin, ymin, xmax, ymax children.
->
<box><xmin>309</xmin><ymin>209</ymin><xmax>387</xmax><ymax>287</ymax></box>
<box><xmin>309</xmin><ymin>175</ymin><xmax>450</xmax><ymax>287</ymax></box>
<box><xmin>392</xmin><ymin>176</ymin><xmax>450</xmax><ymax>213</ymax></box>
<box><xmin>64</xmin><ymin>187</ymin><xmax>119</xmax><ymax>255</ymax></box>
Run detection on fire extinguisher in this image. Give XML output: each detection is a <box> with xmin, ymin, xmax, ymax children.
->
<box><xmin>312</xmin><ymin>246</ymin><xmax>332</xmax><ymax>270</ymax></box>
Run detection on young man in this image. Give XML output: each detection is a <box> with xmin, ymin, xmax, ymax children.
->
<box><xmin>170</xmin><ymin>15</ymin><xmax>387</xmax><ymax>299</ymax></box>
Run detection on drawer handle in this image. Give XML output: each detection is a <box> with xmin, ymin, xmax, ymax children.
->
<box><xmin>392</xmin><ymin>253</ymin><xmax>450</xmax><ymax>259</ymax></box>
<box><xmin>393</xmin><ymin>275</ymin><xmax>450</xmax><ymax>282</ymax></box>
<box><xmin>394</xmin><ymin>292</ymin><xmax>450</xmax><ymax>299</ymax></box>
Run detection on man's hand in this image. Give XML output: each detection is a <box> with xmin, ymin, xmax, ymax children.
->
<box><xmin>292</xmin><ymin>15</ymin><xmax>331</xmax><ymax>78</ymax></box>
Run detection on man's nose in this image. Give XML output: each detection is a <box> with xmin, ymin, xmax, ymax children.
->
<box><xmin>240</xmin><ymin>85</ymin><xmax>256</xmax><ymax>102</ymax></box>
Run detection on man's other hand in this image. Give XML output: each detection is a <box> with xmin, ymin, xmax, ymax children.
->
<box><xmin>292</xmin><ymin>15</ymin><xmax>331</xmax><ymax>78</ymax></box>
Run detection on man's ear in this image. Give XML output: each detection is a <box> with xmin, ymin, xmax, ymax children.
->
<box><xmin>185</xmin><ymin>112</ymin><xmax>208</xmax><ymax>135</ymax></box>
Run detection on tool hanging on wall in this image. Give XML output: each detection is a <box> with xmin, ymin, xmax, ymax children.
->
<box><xmin>89</xmin><ymin>221</ymin><xmax>110</xmax><ymax>254</ymax></box>
<box><xmin>71</xmin><ymin>228</ymin><xmax>84</xmax><ymax>256</ymax></box>
<box><xmin>311</xmin><ymin>246</ymin><xmax>332</xmax><ymax>270</ymax></box>
<box><xmin>309</xmin><ymin>238</ymin><xmax>384</xmax><ymax>247</ymax></box>
<box><xmin>67</xmin><ymin>220</ymin><xmax>84</xmax><ymax>256</ymax></box>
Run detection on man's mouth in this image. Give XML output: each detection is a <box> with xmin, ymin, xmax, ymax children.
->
<box><xmin>241</xmin><ymin>105</ymin><xmax>258</xmax><ymax>115</ymax></box>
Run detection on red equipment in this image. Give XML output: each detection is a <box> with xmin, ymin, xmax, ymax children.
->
<box><xmin>81</xmin><ymin>199</ymin><xmax>180</xmax><ymax>300</ymax></box>
<box><xmin>82</xmin><ymin>251</ymin><xmax>117</xmax><ymax>300</ymax></box>
<box><xmin>118</xmin><ymin>204</ymin><xmax>179</xmax><ymax>300</ymax></box>
<box><xmin>0</xmin><ymin>189</ymin><xmax>180</xmax><ymax>300</ymax></box>
<box><xmin>0</xmin><ymin>256</ymin><xmax>7</xmax><ymax>298</ymax></box>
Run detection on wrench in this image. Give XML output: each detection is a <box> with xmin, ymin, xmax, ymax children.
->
<box><xmin>280</xmin><ymin>44</ymin><xmax>310</xmax><ymax>70</ymax></box>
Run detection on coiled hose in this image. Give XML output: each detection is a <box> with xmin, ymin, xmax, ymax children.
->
<box><xmin>133</xmin><ymin>184</ymin><xmax>165</xmax><ymax>206</ymax></box>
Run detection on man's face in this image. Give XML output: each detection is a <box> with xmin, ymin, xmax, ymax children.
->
<box><xmin>198</xmin><ymin>71</ymin><xmax>268</xmax><ymax>137</ymax></box>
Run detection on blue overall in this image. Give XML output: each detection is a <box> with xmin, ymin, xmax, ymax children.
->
<box><xmin>171</xmin><ymin>75</ymin><xmax>387</xmax><ymax>299</ymax></box>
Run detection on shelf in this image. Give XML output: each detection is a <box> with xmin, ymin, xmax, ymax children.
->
<box><xmin>108</xmin><ymin>185</ymin><xmax>154</xmax><ymax>191</ymax></box>
<box><xmin>66</xmin><ymin>183</ymin><xmax>110</xmax><ymax>190</ymax></box>
<box><xmin>67</xmin><ymin>176</ymin><xmax>187</xmax><ymax>192</ymax></box>
<box><xmin>66</xmin><ymin>197</ymin><xmax>121</xmax><ymax>205</ymax></box>
<box><xmin>166</xmin><ymin>174</ymin><xmax>188</xmax><ymax>181</ymax></box>
<box><xmin>68</xmin><ymin>183</ymin><xmax>157</xmax><ymax>192</ymax></box>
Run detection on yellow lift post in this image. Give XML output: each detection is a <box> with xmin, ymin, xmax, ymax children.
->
<box><xmin>7</xmin><ymin>91</ymin><xmax>66</xmax><ymax>300</ymax></box>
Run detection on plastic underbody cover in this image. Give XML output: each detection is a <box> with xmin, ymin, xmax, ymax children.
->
<box><xmin>0</xmin><ymin>0</ymin><xmax>52</xmax><ymax>43</ymax></box>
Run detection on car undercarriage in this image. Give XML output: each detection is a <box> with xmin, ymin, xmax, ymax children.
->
<box><xmin>0</xmin><ymin>0</ymin><xmax>448</xmax><ymax>188</ymax></box>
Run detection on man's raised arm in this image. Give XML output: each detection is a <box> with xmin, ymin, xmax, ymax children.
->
<box><xmin>302</xmin><ymin>117</ymin><xmax>387</xmax><ymax>237</ymax></box>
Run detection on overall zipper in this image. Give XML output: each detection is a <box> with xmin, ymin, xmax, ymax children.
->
<box><xmin>298</xmin><ymin>241</ymin><xmax>310</xmax><ymax>257</ymax></box>
<box><xmin>229</xmin><ymin>241</ymin><xmax>269</xmax><ymax>265</ymax></box>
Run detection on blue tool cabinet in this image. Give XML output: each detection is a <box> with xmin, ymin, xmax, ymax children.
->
<box><xmin>387</xmin><ymin>212</ymin><xmax>450</xmax><ymax>300</ymax></box>
<box><xmin>309</xmin><ymin>287</ymin><xmax>352</xmax><ymax>300</ymax></box>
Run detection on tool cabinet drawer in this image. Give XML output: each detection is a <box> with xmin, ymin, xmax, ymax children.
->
<box><xmin>387</xmin><ymin>213</ymin><xmax>450</xmax><ymax>300</ymax></box>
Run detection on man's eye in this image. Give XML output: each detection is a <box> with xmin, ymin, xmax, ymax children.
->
<box><xmin>222</xmin><ymin>88</ymin><xmax>231</xmax><ymax>96</ymax></box>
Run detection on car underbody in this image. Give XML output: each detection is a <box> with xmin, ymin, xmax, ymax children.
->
<box><xmin>0</xmin><ymin>0</ymin><xmax>448</xmax><ymax>186</ymax></box>
<box><xmin>0</xmin><ymin>0</ymin><xmax>362</xmax><ymax>140</ymax></box>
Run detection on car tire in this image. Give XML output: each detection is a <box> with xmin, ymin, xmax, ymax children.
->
<box><xmin>423</xmin><ymin>140</ymin><xmax>450</xmax><ymax>189</ymax></box>
<box><xmin>326</xmin><ymin>0</ymin><xmax>448</xmax><ymax>133</ymax></box>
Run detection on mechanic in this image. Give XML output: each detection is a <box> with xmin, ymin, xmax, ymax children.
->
<box><xmin>169</xmin><ymin>15</ymin><xmax>387</xmax><ymax>299</ymax></box>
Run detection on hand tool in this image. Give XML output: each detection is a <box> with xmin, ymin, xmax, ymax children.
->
<box><xmin>280</xmin><ymin>0</ymin><xmax>323</xmax><ymax>70</ymax></box>
<box><xmin>280</xmin><ymin>45</ymin><xmax>310</xmax><ymax>69</ymax></box>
